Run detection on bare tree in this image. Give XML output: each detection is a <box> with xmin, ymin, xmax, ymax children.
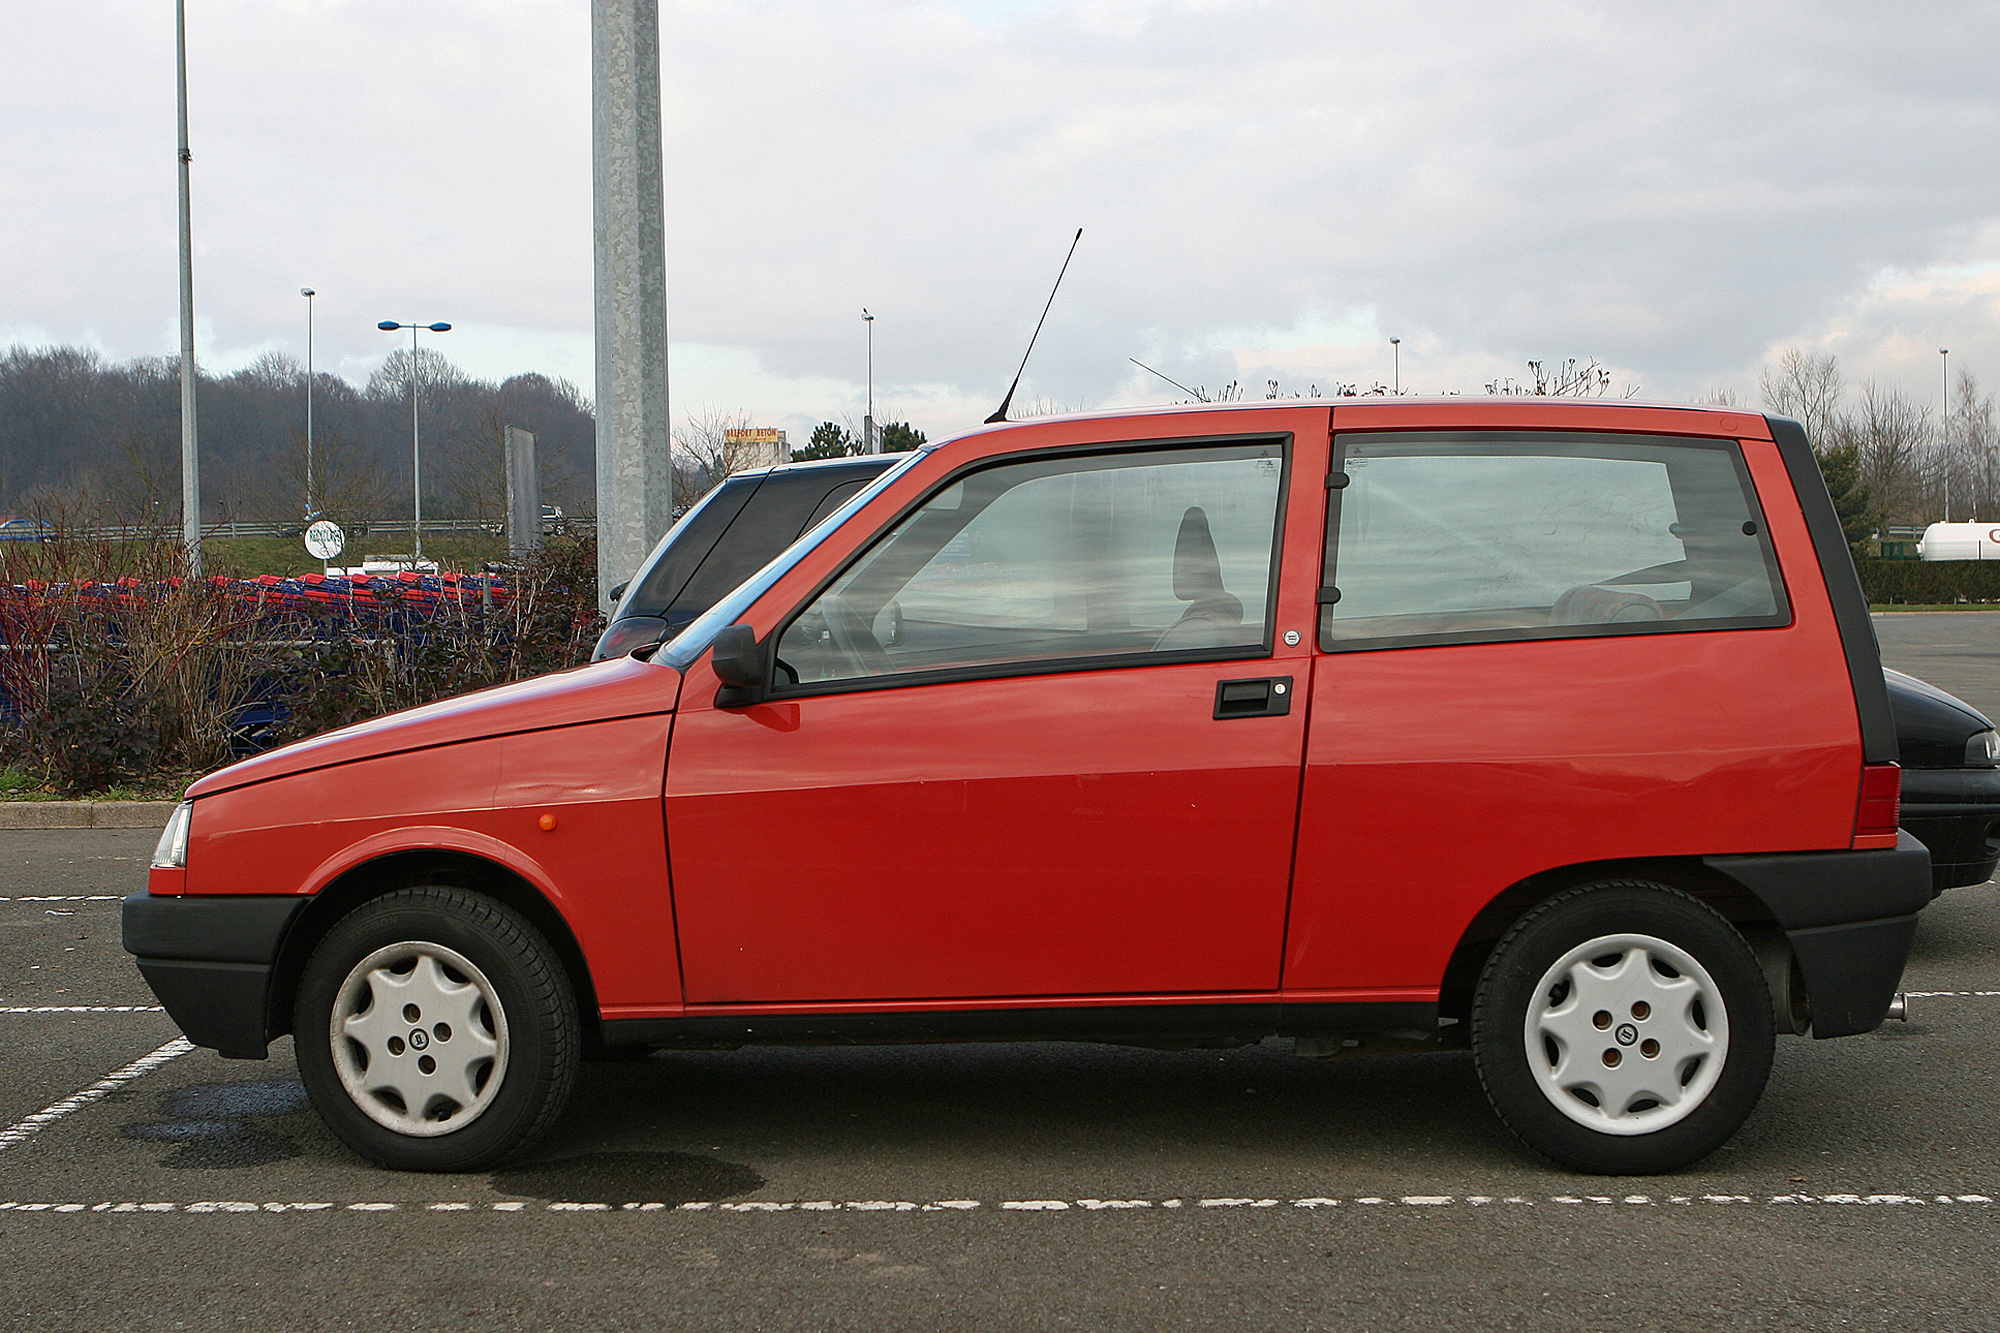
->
<box><xmin>1485</xmin><ymin>358</ymin><xmax>1631</xmax><ymax>398</ymax></box>
<box><xmin>1840</xmin><ymin>380</ymin><xmax>1931</xmax><ymax>523</ymax></box>
<box><xmin>1759</xmin><ymin>348</ymin><xmax>1844</xmax><ymax>448</ymax></box>
<box><xmin>259</xmin><ymin>427</ymin><xmax>399</xmax><ymax>532</ymax></box>
<box><xmin>1944</xmin><ymin>371</ymin><xmax>2000</xmax><ymax>521</ymax></box>
<box><xmin>436</xmin><ymin>374</ymin><xmax>595</xmax><ymax>524</ymax></box>
<box><xmin>671</xmin><ymin>407</ymin><xmax>759</xmax><ymax>509</ymax></box>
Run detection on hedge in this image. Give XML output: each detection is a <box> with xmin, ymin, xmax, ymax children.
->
<box><xmin>1857</xmin><ymin>557</ymin><xmax>2000</xmax><ymax>605</ymax></box>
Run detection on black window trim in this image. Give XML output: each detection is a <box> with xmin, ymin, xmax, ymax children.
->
<box><xmin>1317</xmin><ymin>428</ymin><xmax>1793</xmax><ymax>654</ymax></box>
<box><xmin>756</xmin><ymin>432</ymin><xmax>1295</xmax><ymax>702</ymax></box>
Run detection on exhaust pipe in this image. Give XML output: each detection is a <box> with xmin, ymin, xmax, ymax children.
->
<box><xmin>1885</xmin><ymin>992</ymin><xmax>1909</xmax><ymax>1022</ymax></box>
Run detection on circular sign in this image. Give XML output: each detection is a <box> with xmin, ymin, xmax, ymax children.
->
<box><xmin>305</xmin><ymin>520</ymin><xmax>346</xmax><ymax>560</ymax></box>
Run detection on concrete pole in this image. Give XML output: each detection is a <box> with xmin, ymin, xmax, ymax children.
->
<box><xmin>505</xmin><ymin>426</ymin><xmax>542</xmax><ymax>561</ymax></box>
<box><xmin>592</xmin><ymin>0</ymin><xmax>673</xmax><ymax>610</ymax></box>
<box><xmin>174</xmin><ymin>0</ymin><xmax>202</xmax><ymax>575</ymax></box>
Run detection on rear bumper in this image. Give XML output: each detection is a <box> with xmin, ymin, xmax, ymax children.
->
<box><xmin>1706</xmin><ymin>831</ymin><xmax>1931</xmax><ymax>1038</ymax></box>
<box><xmin>122</xmin><ymin>891</ymin><xmax>308</xmax><ymax>1059</ymax></box>
<box><xmin>1900</xmin><ymin>766</ymin><xmax>2000</xmax><ymax>890</ymax></box>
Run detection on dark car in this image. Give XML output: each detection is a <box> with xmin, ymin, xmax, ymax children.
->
<box><xmin>593</xmin><ymin>455</ymin><xmax>893</xmax><ymax>661</ymax></box>
<box><xmin>596</xmin><ymin>451</ymin><xmax>2000</xmax><ymax>896</ymax></box>
<box><xmin>1888</xmin><ymin>667</ymin><xmax>2000</xmax><ymax>893</ymax></box>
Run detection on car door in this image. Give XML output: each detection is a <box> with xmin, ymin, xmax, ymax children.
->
<box><xmin>664</xmin><ymin>425</ymin><xmax>1320</xmax><ymax>1006</ymax></box>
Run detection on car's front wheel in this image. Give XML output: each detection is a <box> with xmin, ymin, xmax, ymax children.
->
<box><xmin>294</xmin><ymin>886</ymin><xmax>579</xmax><ymax>1171</ymax></box>
<box><xmin>1472</xmin><ymin>882</ymin><xmax>1775</xmax><ymax>1174</ymax></box>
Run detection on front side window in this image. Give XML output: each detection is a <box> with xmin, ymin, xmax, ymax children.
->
<box><xmin>777</xmin><ymin>441</ymin><xmax>1286</xmax><ymax>687</ymax></box>
<box><xmin>1321</xmin><ymin>431</ymin><xmax>1787</xmax><ymax>650</ymax></box>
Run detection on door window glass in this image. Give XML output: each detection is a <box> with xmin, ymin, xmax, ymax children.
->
<box><xmin>1321</xmin><ymin>432</ymin><xmax>1787</xmax><ymax>648</ymax></box>
<box><xmin>777</xmin><ymin>442</ymin><xmax>1285</xmax><ymax>685</ymax></box>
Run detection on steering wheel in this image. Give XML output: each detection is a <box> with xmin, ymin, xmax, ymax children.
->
<box><xmin>823</xmin><ymin>595</ymin><xmax>895</xmax><ymax>676</ymax></box>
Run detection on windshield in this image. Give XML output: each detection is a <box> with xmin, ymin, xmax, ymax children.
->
<box><xmin>660</xmin><ymin>446</ymin><xmax>934</xmax><ymax>670</ymax></box>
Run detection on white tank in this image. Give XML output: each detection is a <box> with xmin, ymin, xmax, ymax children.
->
<box><xmin>1918</xmin><ymin>522</ymin><xmax>2000</xmax><ymax>560</ymax></box>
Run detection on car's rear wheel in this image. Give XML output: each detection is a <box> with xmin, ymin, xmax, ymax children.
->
<box><xmin>1471</xmin><ymin>882</ymin><xmax>1774</xmax><ymax>1174</ymax></box>
<box><xmin>294</xmin><ymin>886</ymin><xmax>579</xmax><ymax>1171</ymax></box>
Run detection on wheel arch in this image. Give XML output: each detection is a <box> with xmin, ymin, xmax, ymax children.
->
<box><xmin>266</xmin><ymin>850</ymin><xmax>601</xmax><ymax>1052</ymax></box>
<box><xmin>1436</xmin><ymin>857</ymin><xmax>1777</xmax><ymax>1030</ymax></box>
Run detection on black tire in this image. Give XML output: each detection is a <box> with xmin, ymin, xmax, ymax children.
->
<box><xmin>1471</xmin><ymin>881</ymin><xmax>1774</xmax><ymax>1175</ymax></box>
<box><xmin>294</xmin><ymin>886</ymin><xmax>580</xmax><ymax>1172</ymax></box>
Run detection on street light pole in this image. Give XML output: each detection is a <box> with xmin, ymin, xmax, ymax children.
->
<box><xmin>1390</xmin><ymin>337</ymin><xmax>1401</xmax><ymax>395</ymax></box>
<box><xmin>1942</xmin><ymin>347</ymin><xmax>1951</xmax><ymax>522</ymax></box>
<box><xmin>174</xmin><ymin>0</ymin><xmax>201</xmax><ymax>574</ymax></box>
<box><xmin>301</xmin><ymin>288</ymin><xmax>316</xmax><ymax>518</ymax></box>
<box><xmin>378</xmin><ymin>320</ymin><xmax>452</xmax><ymax>568</ymax></box>
<box><xmin>862</xmin><ymin>308</ymin><xmax>876</xmax><ymax>454</ymax></box>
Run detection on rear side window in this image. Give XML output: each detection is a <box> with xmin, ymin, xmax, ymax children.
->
<box><xmin>1320</xmin><ymin>431</ymin><xmax>1788</xmax><ymax>650</ymax></box>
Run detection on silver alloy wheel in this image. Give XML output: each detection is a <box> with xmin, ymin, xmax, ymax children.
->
<box><xmin>1523</xmin><ymin>932</ymin><xmax>1729</xmax><ymax>1136</ymax></box>
<box><xmin>328</xmin><ymin>941</ymin><xmax>510</xmax><ymax>1138</ymax></box>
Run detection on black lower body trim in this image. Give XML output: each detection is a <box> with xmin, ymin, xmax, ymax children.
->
<box><xmin>602</xmin><ymin>1000</ymin><xmax>1437</xmax><ymax>1049</ymax></box>
<box><xmin>134</xmin><ymin>958</ymin><xmax>276</xmax><ymax>1059</ymax></box>
<box><xmin>122</xmin><ymin>891</ymin><xmax>311</xmax><ymax>1060</ymax></box>
<box><xmin>1787</xmin><ymin>914</ymin><xmax>1919</xmax><ymax>1039</ymax></box>
<box><xmin>1705</xmin><ymin>832</ymin><xmax>1932</xmax><ymax>929</ymax></box>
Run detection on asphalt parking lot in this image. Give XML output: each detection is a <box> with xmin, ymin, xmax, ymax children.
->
<box><xmin>1</xmin><ymin>614</ymin><xmax>1997</xmax><ymax>1331</ymax></box>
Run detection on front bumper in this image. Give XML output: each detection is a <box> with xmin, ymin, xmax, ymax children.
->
<box><xmin>1706</xmin><ymin>831</ymin><xmax>1931</xmax><ymax>1038</ymax></box>
<box><xmin>122</xmin><ymin>891</ymin><xmax>309</xmax><ymax>1059</ymax></box>
<box><xmin>1900</xmin><ymin>765</ymin><xmax>2000</xmax><ymax>891</ymax></box>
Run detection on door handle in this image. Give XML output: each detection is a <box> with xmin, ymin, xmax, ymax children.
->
<box><xmin>1213</xmin><ymin>676</ymin><xmax>1293</xmax><ymax>720</ymax></box>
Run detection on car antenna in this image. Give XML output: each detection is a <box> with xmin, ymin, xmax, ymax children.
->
<box><xmin>1129</xmin><ymin>357</ymin><xmax>1205</xmax><ymax>401</ymax></box>
<box><xmin>985</xmin><ymin>227</ymin><xmax>1083</xmax><ymax>424</ymax></box>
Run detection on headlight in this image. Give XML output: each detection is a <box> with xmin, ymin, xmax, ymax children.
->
<box><xmin>152</xmin><ymin>801</ymin><xmax>192</xmax><ymax>869</ymax></box>
<box><xmin>1967</xmin><ymin>730</ymin><xmax>2000</xmax><ymax>767</ymax></box>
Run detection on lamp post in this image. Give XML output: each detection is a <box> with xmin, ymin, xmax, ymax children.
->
<box><xmin>377</xmin><ymin>319</ymin><xmax>452</xmax><ymax>567</ymax></box>
<box><xmin>301</xmin><ymin>288</ymin><xmax>316</xmax><ymax>518</ymax></box>
<box><xmin>1390</xmin><ymin>337</ymin><xmax>1401</xmax><ymax>395</ymax></box>
<box><xmin>174</xmin><ymin>0</ymin><xmax>201</xmax><ymax>573</ymax></box>
<box><xmin>861</xmin><ymin>308</ymin><xmax>876</xmax><ymax>454</ymax></box>
<box><xmin>1942</xmin><ymin>347</ymin><xmax>1951</xmax><ymax>522</ymax></box>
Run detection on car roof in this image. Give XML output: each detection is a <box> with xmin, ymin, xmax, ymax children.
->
<box><xmin>954</xmin><ymin>395</ymin><xmax>1745</xmax><ymax>431</ymax></box>
<box><xmin>728</xmin><ymin>454</ymin><xmax>898</xmax><ymax>483</ymax></box>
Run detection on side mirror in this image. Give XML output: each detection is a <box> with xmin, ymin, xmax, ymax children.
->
<box><xmin>710</xmin><ymin>623</ymin><xmax>765</xmax><ymax>708</ymax></box>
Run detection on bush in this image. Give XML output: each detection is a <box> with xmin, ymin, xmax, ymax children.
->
<box><xmin>0</xmin><ymin>528</ymin><xmax>605</xmax><ymax>796</ymax></box>
<box><xmin>1857</xmin><ymin>558</ymin><xmax>2000</xmax><ymax>606</ymax></box>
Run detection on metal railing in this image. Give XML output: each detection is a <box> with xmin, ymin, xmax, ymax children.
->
<box><xmin>50</xmin><ymin>517</ymin><xmax>596</xmax><ymax>542</ymax></box>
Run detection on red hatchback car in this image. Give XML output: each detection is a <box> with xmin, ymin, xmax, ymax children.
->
<box><xmin>125</xmin><ymin>399</ymin><xmax>1928</xmax><ymax>1175</ymax></box>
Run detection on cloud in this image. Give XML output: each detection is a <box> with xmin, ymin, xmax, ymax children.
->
<box><xmin>4</xmin><ymin>0</ymin><xmax>1998</xmax><ymax>438</ymax></box>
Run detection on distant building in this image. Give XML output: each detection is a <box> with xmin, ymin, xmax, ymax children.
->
<box><xmin>724</xmin><ymin>427</ymin><xmax>788</xmax><ymax>471</ymax></box>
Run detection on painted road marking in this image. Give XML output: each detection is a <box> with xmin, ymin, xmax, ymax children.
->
<box><xmin>1905</xmin><ymin>990</ymin><xmax>2000</xmax><ymax>998</ymax></box>
<box><xmin>0</xmin><ymin>1192</ymin><xmax>1990</xmax><ymax>1215</ymax></box>
<box><xmin>0</xmin><ymin>1006</ymin><xmax>165</xmax><ymax>1014</ymax></box>
<box><xmin>0</xmin><ymin>1039</ymin><xmax>193</xmax><ymax>1152</ymax></box>
<box><xmin>0</xmin><ymin>896</ymin><xmax>125</xmax><ymax>903</ymax></box>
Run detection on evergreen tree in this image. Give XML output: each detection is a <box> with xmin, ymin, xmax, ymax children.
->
<box><xmin>791</xmin><ymin>421</ymin><xmax>859</xmax><ymax>461</ymax></box>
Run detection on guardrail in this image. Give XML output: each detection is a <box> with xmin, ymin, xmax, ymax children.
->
<box><xmin>43</xmin><ymin>518</ymin><xmax>596</xmax><ymax>542</ymax></box>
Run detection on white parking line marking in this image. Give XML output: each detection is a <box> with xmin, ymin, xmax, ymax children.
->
<box><xmin>0</xmin><ymin>896</ymin><xmax>122</xmax><ymax>903</ymax></box>
<box><xmin>0</xmin><ymin>1038</ymin><xmax>193</xmax><ymax>1153</ymax></box>
<box><xmin>1905</xmin><ymin>990</ymin><xmax>2000</xmax><ymax>998</ymax></box>
<box><xmin>0</xmin><ymin>1191</ymin><xmax>1991</xmax><ymax>1216</ymax></box>
<box><xmin>0</xmin><ymin>1006</ymin><xmax>165</xmax><ymax>1014</ymax></box>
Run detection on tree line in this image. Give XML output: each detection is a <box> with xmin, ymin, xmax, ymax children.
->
<box><xmin>0</xmin><ymin>343</ymin><xmax>595</xmax><ymax>531</ymax></box>
<box><xmin>1757</xmin><ymin>348</ymin><xmax>1999</xmax><ymax>548</ymax></box>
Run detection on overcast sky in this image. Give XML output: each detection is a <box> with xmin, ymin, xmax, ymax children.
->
<box><xmin>5</xmin><ymin>0</ymin><xmax>1999</xmax><ymax>443</ymax></box>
